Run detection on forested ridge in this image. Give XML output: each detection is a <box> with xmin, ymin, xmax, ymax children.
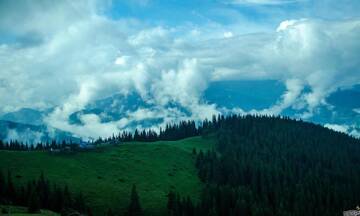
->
<box><xmin>0</xmin><ymin>120</ymin><xmax>199</xmax><ymax>151</ymax></box>
<box><xmin>169</xmin><ymin>115</ymin><xmax>360</xmax><ymax>216</ymax></box>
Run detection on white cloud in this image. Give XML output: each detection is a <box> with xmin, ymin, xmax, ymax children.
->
<box><xmin>353</xmin><ymin>108</ymin><xmax>360</xmax><ymax>114</ymax></box>
<box><xmin>223</xmin><ymin>31</ymin><xmax>234</xmax><ymax>38</ymax></box>
<box><xmin>5</xmin><ymin>129</ymin><xmax>43</xmax><ymax>144</ymax></box>
<box><xmin>114</xmin><ymin>56</ymin><xmax>129</xmax><ymax>66</ymax></box>
<box><xmin>324</xmin><ymin>123</ymin><xmax>349</xmax><ymax>133</ymax></box>
<box><xmin>260</xmin><ymin>78</ymin><xmax>304</xmax><ymax>115</ymax></box>
<box><xmin>0</xmin><ymin>1</ymin><xmax>360</xmax><ymax>139</ymax></box>
<box><xmin>324</xmin><ymin>123</ymin><xmax>360</xmax><ymax>138</ymax></box>
<box><xmin>276</xmin><ymin>19</ymin><xmax>303</xmax><ymax>32</ymax></box>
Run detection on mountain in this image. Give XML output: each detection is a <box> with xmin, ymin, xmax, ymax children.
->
<box><xmin>0</xmin><ymin>108</ymin><xmax>45</xmax><ymax>125</ymax></box>
<box><xmin>66</xmin><ymin>80</ymin><xmax>286</xmax><ymax>129</ymax></box>
<box><xmin>68</xmin><ymin>92</ymin><xmax>190</xmax><ymax>129</ymax></box>
<box><xmin>203</xmin><ymin>80</ymin><xmax>285</xmax><ymax>111</ymax></box>
<box><xmin>69</xmin><ymin>92</ymin><xmax>149</xmax><ymax>125</ymax></box>
<box><xmin>205</xmin><ymin>80</ymin><xmax>360</xmax><ymax>134</ymax></box>
<box><xmin>0</xmin><ymin>120</ymin><xmax>79</xmax><ymax>143</ymax></box>
<box><xmin>2</xmin><ymin>81</ymin><xmax>359</xmax><ymax>141</ymax></box>
<box><xmin>69</xmin><ymin>80</ymin><xmax>360</xmax><ymax>131</ymax></box>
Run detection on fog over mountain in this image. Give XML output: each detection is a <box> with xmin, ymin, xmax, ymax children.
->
<box><xmin>0</xmin><ymin>0</ymin><xmax>359</xmax><ymax>141</ymax></box>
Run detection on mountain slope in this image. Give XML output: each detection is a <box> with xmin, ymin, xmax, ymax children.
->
<box><xmin>2</xmin><ymin>81</ymin><xmax>359</xmax><ymax>142</ymax></box>
<box><xmin>0</xmin><ymin>136</ymin><xmax>214</xmax><ymax>216</ymax></box>
<box><xmin>0</xmin><ymin>120</ymin><xmax>78</xmax><ymax>143</ymax></box>
<box><xmin>204</xmin><ymin>80</ymin><xmax>285</xmax><ymax>110</ymax></box>
<box><xmin>0</xmin><ymin>205</ymin><xmax>59</xmax><ymax>216</ymax></box>
<box><xmin>0</xmin><ymin>108</ymin><xmax>45</xmax><ymax>125</ymax></box>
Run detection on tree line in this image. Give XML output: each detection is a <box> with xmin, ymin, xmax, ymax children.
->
<box><xmin>0</xmin><ymin>170</ymin><xmax>145</xmax><ymax>216</ymax></box>
<box><xmin>0</xmin><ymin>120</ymin><xmax>200</xmax><ymax>150</ymax></box>
<box><xmin>0</xmin><ymin>139</ymin><xmax>79</xmax><ymax>151</ymax></box>
<box><xmin>0</xmin><ymin>170</ymin><xmax>88</xmax><ymax>215</ymax></box>
<box><xmin>95</xmin><ymin>120</ymin><xmax>199</xmax><ymax>144</ymax></box>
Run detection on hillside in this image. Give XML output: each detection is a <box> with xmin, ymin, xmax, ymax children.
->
<box><xmin>187</xmin><ymin>115</ymin><xmax>360</xmax><ymax>216</ymax></box>
<box><xmin>0</xmin><ymin>205</ymin><xmax>59</xmax><ymax>216</ymax></box>
<box><xmin>0</xmin><ymin>136</ymin><xmax>214</xmax><ymax>215</ymax></box>
<box><xmin>1</xmin><ymin>115</ymin><xmax>360</xmax><ymax>216</ymax></box>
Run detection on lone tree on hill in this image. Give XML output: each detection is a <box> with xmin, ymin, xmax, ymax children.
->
<box><xmin>127</xmin><ymin>184</ymin><xmax>143</xmax><ymax>216</ymax></box>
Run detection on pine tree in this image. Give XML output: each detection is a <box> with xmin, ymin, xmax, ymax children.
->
<box><xmin>74</xmin><ymin>192</ymin><xmax>86</xmax><ymax>213</ymax></box>
<box><xmin>107</xmin><ymin>208</ymin><xmax>115</xmax><ymax>216</ymax></box>
<box><xmin>0</xmin><ymin>170</ymin><xmax>4</xmax><ymax>198</ymax></box>
<box><xmin>28</xmin><ymin>191</ymin><xmax>40</xmax><ymax>213</ymax></box>
<box><xmin>167</xmin><ymin>191</ymin><xmax>176</xmax><ymax>215</ymax></box>
<box><xmin>6</xmin><ymin>170</ymin><xmax>16</xmax><ymax>202</ymax></box>
<box><xmin>87</xmin><ymin>207</ymin><xmax>93</xmax><ymax>216</ymax></box>
<box><xmin>127</xmin><ymin>184</ymin><xmax>143</xmax><ymax>216</ymax></box>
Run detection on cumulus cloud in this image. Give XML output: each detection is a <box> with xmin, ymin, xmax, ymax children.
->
<box><xmin>223</xmin><ymin>31</ymin><xmax>234</xmax><ymax>38</ymax></box>
<box><xmin>324</xmin><ymin>123</ymin><xmax>349</xmax><ymax>134</ymax></box>
<box><xmin>324</xmin><ymin>123</ymin><xmax>360</xmax><ymax>138</ymax></box>
<box><xmin>258</xmin><ymin>79</ymin><xmax>304</xmax><ymax>115</ymax></box>
<box><xmin>212</xmin><ymin>19</ymin><xmax>360</xmax><ymax>117</ymax></box>
<box><xmin>0</xmin><ymin>0</ymin><xmax>360</xmax><ymax>139</ymax></box>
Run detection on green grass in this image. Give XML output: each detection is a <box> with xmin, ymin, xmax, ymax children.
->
<box><xmin>0</xmin><ymin>136</ymin><xmax>214</xmax><ymax>216</ymax></box>
<box><xmin>0</xmin><ymin>205</ymin><xmax>59</xmax><ymax>215</ymax></box>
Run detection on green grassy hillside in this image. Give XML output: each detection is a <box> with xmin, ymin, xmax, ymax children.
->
<box><xmin>0</xmin><ymin>136</ymin><xmax>214</xmax><ymax>215</ymax></box>
<box><xmin>0</xmin><ymin>205</ymin><xmax>59</xmax><ymax>215</ymax></box>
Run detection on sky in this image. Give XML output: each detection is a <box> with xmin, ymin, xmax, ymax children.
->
<box><xmin>0</xmin><ymin>0</ymin><xmax>360</xmax><ymax>139</ymax></box>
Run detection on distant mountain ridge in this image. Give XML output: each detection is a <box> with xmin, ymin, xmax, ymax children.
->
<box><xmin>1</xmin><ymin>80</ymin><xmax>359</xmax><ymax>142</ymax></box>
<box><xmin>0</xmin><ymin>120</ymin><xmax>79</xmax><ymax>143</ymax></box>
<box><xmin>0</xmin><ymin>108</ymin><xmax>45</xmax><ymax>125</ymax></box>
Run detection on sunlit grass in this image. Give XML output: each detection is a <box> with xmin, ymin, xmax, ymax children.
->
<box><xmin>0</xmin><ymin>136</ymin><xmax>214</xmax><ymax>215</ymax></box>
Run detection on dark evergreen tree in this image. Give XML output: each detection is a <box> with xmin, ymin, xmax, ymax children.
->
<box><xmin>0</xmin><ymin>170</ymin><xmax>4</xmax><ymax>200</ymax></box>
<box><xmin>87</xmin><ymin>207</ymin><xmax>93</xmax><ymax>216</ymax></box>
<box><xmin>74</xmin><ymin>192</ymin><xmax>86</xmax><ymax>213</ymax></box>
<box><xmin>107</xmin><ymin>208</ymin><xmax>115</xmax><ymax>216</ymax></box>
<box><xmin>127</xmin><ymin>184</ymin><xmax>143</xmax><ymax>216</ymax></box>
<box><xmin>167</xmin><ymin>191</ymin><xmax>176</xmax><ymax>216</ymax></box>
<box><xmin>27</xmin><ymin>191</ymin><xmax>40</xmax><ymax>213</ymax></box>
<box><xmin>6</xmin><ymin>170</ymin><xmax>16</xmax><ymax>202</ymax></box>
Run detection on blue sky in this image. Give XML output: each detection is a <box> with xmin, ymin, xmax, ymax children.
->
<box><xmin>104</xmin><ymin>0</ymin><xmax>360</xmax><ymax>27</ymax></box>
<box><xmin>0</xmin><ymin>0</ymin><xmax>359</xmax><ymax>138</ymax></box>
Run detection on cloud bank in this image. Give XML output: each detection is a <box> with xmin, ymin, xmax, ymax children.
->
<box><xmin>0</xmin><ymin>0</ymin><xmax>359</xmax><ymax>139</ymax></box>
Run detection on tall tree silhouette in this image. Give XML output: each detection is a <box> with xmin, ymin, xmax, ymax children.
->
<box><xmin>127</xmin><ymin>184</ymin><xmax>143</xmax><ymax>216</ymax></box>
<box><xmin>0</xmin><ymin>170</ymin><xmax>4</xmax><ymax>198</ymax></box>
<box><xmin>27</xmin><ymin>190</ymin><xmax>40</xmax><ymax>213</ymax></box>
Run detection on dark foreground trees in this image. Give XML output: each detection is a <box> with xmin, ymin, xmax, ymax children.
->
<box><xmin>0</xmin><ymin>170</ymin><xmax>87</xmax><ymax>214</ymax></box>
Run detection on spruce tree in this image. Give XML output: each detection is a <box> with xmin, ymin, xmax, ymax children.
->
<box><xmin>0</xmin><ymin>170</ymin><xmax>4</xmax><ymax>198</ymax></box>
<box><xmin>167</xmin><ymin>191</ymin><xmax>176</xmax><ymax>215</ymax></box>
<box><xmin>6</xmin><ymin>170</ymin><xmax>16</xmax><ymax>202</ymax></box>
<box><xmin>74</xmin><ymin>192</ymin><xmax>86</xmax><ymax>213</ymax></box>
<box><xmin>127</xmin><ymin>184</ymin><xmax>143</xmax><ymax>216</ymax></box>
<box><xmin>28</xmin><ymin>191</ymin><xmax>40</xmax><ymax>213</ymax></box>
<box><xmin>107</xmin><ymin>208</ymin><xmax>115</xmax><ymax>216</ymax></box>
